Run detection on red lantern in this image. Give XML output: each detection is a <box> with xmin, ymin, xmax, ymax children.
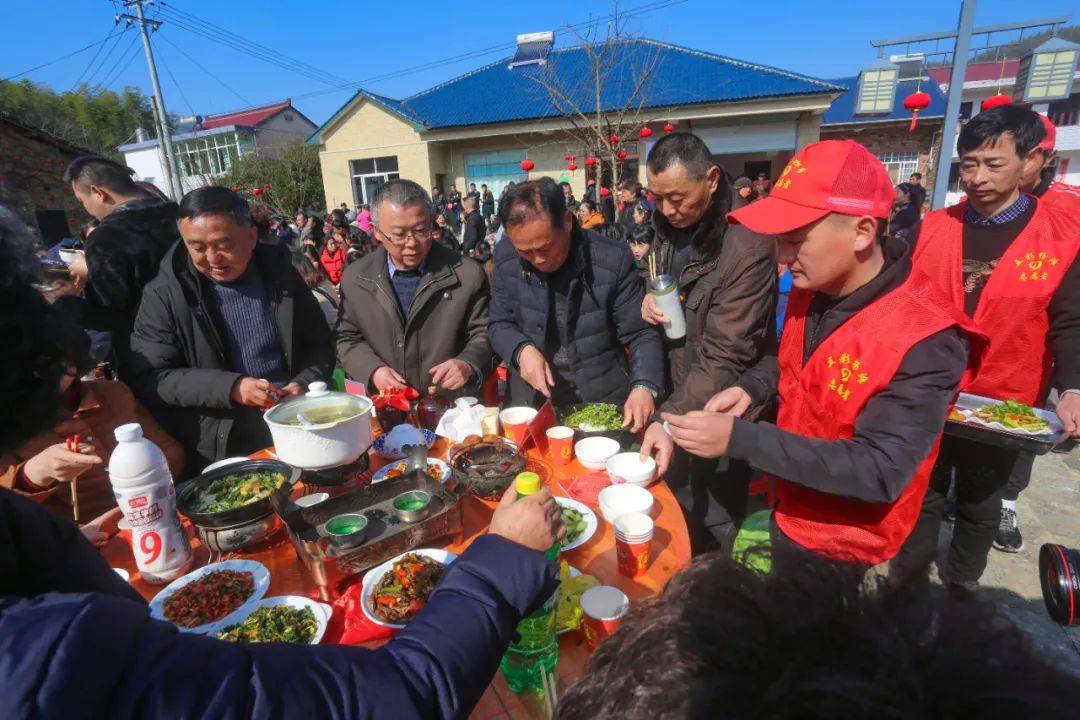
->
<box><xmin>567</xmin><ymin>163</ymin><xmax>578</xmax><ymax>171</ymax></box>
<box><xmin>902</xmin><ymin>90</ymin><xmax>932</xmax><ymax>132</ymax></box>
<box><xmin>663</xmin><ymin>122</ymin><xmax>675</xmax><ymax>133</ymax></box>
<box><xmin>252</xmin><ymin>187</ymin><xmax>262</xmax><ymax>196</ymax></box>
<box><xmin>231</xmin><ymin>186</ymin><xmax>239</xmax><ymax>192</ymax></box>
<box><xmin>639</xmin><ymin>127</ymin><xmax>653</xmax><ymax>138</ymax></box>
<box><xmin>520</xmin><ymin>159</ymin><xmax>535</xmax><ymax>172</ymax></box>
<box><xmin>981</xmin><ymin>93</ymin><xmax>1013</xmax><ymax>111</ymax></box>
<box><xmin>14</xmin><ymin>155</ymin><xmax>22</xmax><ymax>163</ymax></box>
<box><xmin>584</xmin><ymin>156</ymin><xmax>598</xmax><ymax>167</ymax></box>
<box><xmin>617</xmin><ymin>150</ymin><xmax>628</xmax><ymax>160</ymax></box>
<box><xmin>600</xmin><ymin>187</ymin><xmax>611</xmax><ymax>197</ymax></box>
<box><xmin>609</xmin><ymin>135</ymin><xmax>620</xmax><ymax>145</ymax></box>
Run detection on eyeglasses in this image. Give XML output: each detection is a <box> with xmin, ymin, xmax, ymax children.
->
<box><xmin>374</xmin><ymin>226</ymin><xmax>430</xmax><ymax>246</ymax></box>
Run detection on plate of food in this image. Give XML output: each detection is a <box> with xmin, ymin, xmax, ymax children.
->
<box><xmin>216</xmin><ymin>595</ymin><xmax>329</xmax><ymax>645</ymax></box>
<box><xmin>150</xmin><ymin>559</ymin><xmax>270</xmax><ymax>635</ymax></box>
<box><xmin>556</xmin><ymin>497</ymin><xmax>598</xmax><ymax>552</ymax></box>
<box><xmin>555</xmin><ymin>561</ymin><xmax>598</xmax><ymax>634</ymax></box>
<box><xmin>372</xmin><ymin>425</ymin><xmax>437</xmax><ymax>460</ymax></box>
<box><xmin>951</xmin><ymin>398</ymin><xmax>1057</xmax><ymax>435</ymax></box>
<box><xmin>560</xmin><ymin>403</ymin><xmax>633</xmax><ymax>447</ymax></box>
<box><xmin>361</xmin><ymin>549</ymin><xmax>457</xmax><ymax>628</ymax></box>
<box><xmin>372</xmin><ymin>457</ymin><xmax>452</xmax><ymax>485</ymax></box>
<box><xmin>177</xmin><ymin>459</ymin><xmax>299</xmax><ymax>529</ymax></box>
<box><xmin>945</xmin><ymin>393</ymin><xmax>1065</xmax><ymax>455</ymax></box>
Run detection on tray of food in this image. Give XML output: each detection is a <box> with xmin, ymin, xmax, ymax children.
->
<box><xmin>945</xmin><ymin>393</ymin><xmax>1066</xmax><ymax>454</ymax></box>
<box><xmin>361</xmin><ymin>549</ymin><xmax>457</xmax><ymax>628</ymax></box>
<box><xmin>149</xmin><ymin>559</ymin><xmax>270</xmax><ymax>635</ymax></box>
<box><xmin>559</xmin><ymin>403</ymin><xmax>634</xmax><ymax>448</ymax></box>
<box><xmin>271</xmin><ymin>469</ymin><xmax>463</xmax><ymax>599</ymax></box>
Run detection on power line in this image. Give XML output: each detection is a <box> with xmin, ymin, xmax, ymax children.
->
<box><xmin>1</xmin><ymin>32</ymin><xmax>126</xmax><ymax>83</ymax></box>
<box><xmin>96</xmin><ymin>34</ymin><xmax>143</xmax><ymax>91</ymax></box>
<box><xmin>82</xmin><ymin>26</ymin><xmax>132</xmax><ymax>90</ymax></box>
<box><xmin>69</xmin><ymin>24</ymin><xmax>124</xmax><ymax>91</ymax></box>
<box><xmin>156</xmin><ymin>32</ymin><xmax>254</xmax><ymax>108</ymax></box>
<box><xmin>156</xmin><ymin>47</ymin><xmax>196</xmax><ymax>117</ymax></box>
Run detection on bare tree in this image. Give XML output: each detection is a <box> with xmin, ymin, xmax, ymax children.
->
<box><xmin>525</xmin><ymin>9</ymin><xmax>664</xmax><ymax>187</ymax></box>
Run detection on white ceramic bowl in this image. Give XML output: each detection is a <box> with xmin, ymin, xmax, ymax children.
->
<box><xmin>597</xmin><ymin>484</ymin><xmax>654</xmax><ymax>524</ymax></box>
<box><xmin>606</xmin><ymin>452</ymin><xmax>657</xmax><ymax>487</ymax></box>
<box><xmin>574</xmin><ymin>436</ymin><xmax>621</xmax><ymax>471</ymax></box>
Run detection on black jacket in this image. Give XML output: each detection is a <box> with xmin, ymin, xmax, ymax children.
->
<box><xmin>489</xmin><ymin>222</ymin><xmax>665</xmax><ymax>407</ymax></box>
<box><xmin>128</xmin><ymin>243</ymin><xmax>333</xmax><ymax>476</ymax></box>
<box><xmin>481</xmin><ymin>190</ymin><xmax>495</xmax><ymax>215</ymax></box>
<box><xmin>728</xmin><ymin>235</ymin><xmax>971</xmax><ymax>504</ymax></box>
<box><xmin>461</xmin><ymin>210</ymin><xmax>487</xmax><ymax>255</ymax></box>
<box><xmin>80</xmin><ymin>198</ymin><xmax>181</xmax><ymax>377</ymax></box>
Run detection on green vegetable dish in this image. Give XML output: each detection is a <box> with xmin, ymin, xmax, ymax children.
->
<box><xmin>218</xmin><ymin>605</ymin><xmax>318</xmax><ymax>644</ymax></box>
<box><xmin>560</xmin><ymin>505</ymin><xmax>588</xmax><ymax>547</ymax></box>
<box><xmin>564</xmin><ymin>403</ymin><xmax>623</xmax><ymax>432</ymax></box>
<box><xmin>193</xmin><ymin>471</ymin><xmax>286</xmax><ymax>513</ymax></box>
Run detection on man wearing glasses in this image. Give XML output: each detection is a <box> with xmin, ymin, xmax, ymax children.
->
<box><xmin>337</xmin><ymin>179</ymin><xmax>493</xmax><ymax>396</ymax></box>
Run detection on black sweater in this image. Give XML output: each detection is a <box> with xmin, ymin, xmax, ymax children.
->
<box><xmin>728</xmin><ymin>236</ymin><xmax>970</xmax><ymax>504</ymax></box>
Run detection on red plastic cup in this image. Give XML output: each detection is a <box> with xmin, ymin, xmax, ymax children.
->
<box><xmin>580</xmin><ymin>585</ymin><xmax>630</xmax><ymax>651</ymax></box>
<box><xmin>499</xmin><ymin>406</ymin><xmax>537</xmax><ymax>446</ymax></box>
<box><xmin>614</xmin><ymin>512</ymin><xmax>654</xmax><ymax>578</ymax></box>
<box><xmin>546</xmin><ymin>426</ymin><xmax>574</xmax><ymax>466</ymax></box>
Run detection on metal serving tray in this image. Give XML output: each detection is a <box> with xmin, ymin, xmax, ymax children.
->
<box><xmin>271</xmin><ymin>471</ymin><xmax>463</xmax><ymax>600</ymax></box>
<box><xmin>944</xmin><ymin>392</ymin><xmax>1066</xmax><ymax>455</ymax></box>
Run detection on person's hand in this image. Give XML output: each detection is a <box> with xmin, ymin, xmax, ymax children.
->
<box><xmin>371</xmin><ymin>366</ymin><xmax>407</xmax><ymax>393</ymax></box>
<box><xmin>639</xmin><ymin>421</ymin><xmax>675</xmax><ymax>477</ymax></box>
<box><xmin>517</xmin><ymin>345</ymin><xmax>554</xmax><ymax>398</ymax></box>
<box><xmin>429</xmin><ymin>359</ymin><xmax>473</xmax><ymax>390</ymax></box>
<box><xmin>704</xmin><ymin>386</ymin><xmax>753</xmax><ymax>417</ymax></box>
<box><xmin>230</xmin><ymin>377</ymin><xmax>287</xmax><ymax>409</ymax></box>
<box><xmin>622</xmin><ymin>387</ymin><xmax>655</xmax><ymax>433</ymax></box>
<box><xmin>280</xmin><ymin>382</ymin><xmax>305</xmax><ymax>399</ymax></box>
<box><xmin>641</xmin><ymin>293</ymin><xmax>668</xmax><ymax>325</ymax></box>
<box><xmin>67</xmin><ymin>250</ymin><xmax>89</xmax><ymax>281</ymax></box>
<box><xmin>22</xmin><ymin>443</ymin><xmax>103</xmax><ymax>488</ymax></box>
<box><xmin>489</xmin><ymin>484</ymin><xmax>566</xmax><ymax>553</ymax></box>
<box><xmin>1057</xmin><ymin>392</ymin><xmax>1080</xmax><ymax>441</ymax></box>
<box><xmin>662</xmin><ymin>411</ymin><xmax>735</xmax><ymax>459</ymax></box>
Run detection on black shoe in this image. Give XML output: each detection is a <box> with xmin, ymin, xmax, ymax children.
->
<box><xmin>1052</xmin><ymin>438</ymin><xmax>1076</xmax><ymax>454</ymax></box>
<box><xmin>993</xmin><ymin>507</ymin><xmax>1024</xmax><ymax>553</ymax></box>
<box><xmin>946</xmin><ymin>579</ymin><xmax>980</xmax><ymax>599</ymax></box>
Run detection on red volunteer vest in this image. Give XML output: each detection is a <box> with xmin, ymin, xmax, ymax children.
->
<box><xmin>1040</xmin><ymin>180</ymin><xmax>1080</xmax><ymax>214</ymax></box>
<box><xmin>913</xmin><ymin>199</ymin><xmax>1080</xmax><ymax>405</ymax></box>
<box><xmin>773</xmin><ymin>269</ymin><xmax>981</xmax><ymax>566</ymax></box>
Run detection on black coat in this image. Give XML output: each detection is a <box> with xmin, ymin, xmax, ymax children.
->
<box><xmin>488</xmin><ymin>223</ymin><xmax>665</xmax><ymax>407</ymax></box>
<box><xmin>461</xmin><ymin>211</ymin><xmax>487</xmax><ymax>254</ymax></box>
<box><xmin>481</xmin><ymin>190</ymin><xmax>495</xmax><ymax>215</ymax></box>
<box><xmin>128</xmin><ymin>243</ymin><xmax>333</xmax><ymax>476</ymax></box>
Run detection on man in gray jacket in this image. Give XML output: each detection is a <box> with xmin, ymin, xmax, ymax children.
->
<box><xmin>337</xmin><ymin>179</ymin><xmax>492</xmax><ymax>397</ymax></box>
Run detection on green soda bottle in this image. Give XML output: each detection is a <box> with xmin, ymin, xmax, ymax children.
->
<box><xmin>500</xmin><ymin>471</ymin><xmax>560</xmax><ymax>693</ymax></box>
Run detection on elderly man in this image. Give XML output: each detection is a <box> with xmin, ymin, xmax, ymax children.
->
<box><xmin>638</xmin><ymin>132</ymin><xmax>777</xmax><ymax>552</ymax></box>
<box><xmin>129</xmin><ymin>187</ymin><xmax>332</xmax><ymax>476</ymax></box>
<box><xmin>488</xmin><ymin>178</ymin><xmax>663</xmax><ymax>430</ymax></box>
<box><xmin>459</xmin><ymin>194</ymin><xmax>487</xmax><ymax>257</ymax></box>
<box><xmin>337</xmin><ymin>179</ymin><xmax>492</xmax><ymax>397</ymax></box>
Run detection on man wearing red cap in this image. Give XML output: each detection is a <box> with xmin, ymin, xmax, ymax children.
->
<box><xmin>893</xmin><ymin>106</ymin><xmax>1080</xmax><ymax>589</ymax></box>
<box><xmin>655</xmin><ymin>139</ymin><xmax>983</xmax><ymax>568</ymax></box>
<box><xmin>1025</xmin><ymin>112</ymin><xmax>1080</xmax><ymax>212</ymax></box>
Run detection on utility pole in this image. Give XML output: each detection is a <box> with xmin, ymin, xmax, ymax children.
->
<box><xmin>119</xmin><ymin>0</ymin><xmax>183</xmax><ymax>200</ymax></box>
<box><xmin>931</xmin><ymin>0</ymin><xmax>978</xmax><ymax>209</ymax></box>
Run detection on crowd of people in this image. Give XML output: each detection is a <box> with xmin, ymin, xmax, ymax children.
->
<box><xmin>1</xmin><ymin>103</ymin><xmax>1078</xmax><ymax>717</ymax></box>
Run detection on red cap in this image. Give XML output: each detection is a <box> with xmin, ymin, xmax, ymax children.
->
<box><xmin>728</xmin><ymin>140</ymin><xmax>895</xmax><ymax>235</ymax></box>
<box><xmin>1038</xmin><ymin>114</ymin><xmax>1056</xmax><ymax>152</ymax></box>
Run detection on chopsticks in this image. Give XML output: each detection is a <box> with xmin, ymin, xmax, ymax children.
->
<box><xmin>647</xmin><ymin>252</ymin><xmax>657</xmax><ymax>283</ymax></box>
<box><xmin>540</xmin><ymin>664</ymin><xmax>559</xmax><ymax>718</ymax></box>
<box><xmin>65</xmin><ymin>434</ymin><xmax>81</xmax><ymax>524</ymax></box>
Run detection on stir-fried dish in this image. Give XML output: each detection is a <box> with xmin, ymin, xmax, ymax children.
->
<box><xmin>564</xmin><ymin>404</ymin><xmax>623</xmax><ymax>432</ymax></box>
<box><xmin>383</xmin><ymin>460</ymin><xmax>447</xmax><ymax>483</ymax></box>
<box><xmin>559</xmin><ymin>504</ymin><xmax>588</xmax><ymax>548</ymax></box>
<box><xmin>371</xmin><ymin>554</ymin><xmax>446</xmax><ymax>624</ymax></box>
<box><xmin>218</xmin><ymin>605</ymin><xmax>318</xmax><ymax>644</ymax></box>
<box><xmin>970</xmin><ymin>400</ymin><xmax>1050</xmax><ymax>433</ymax></box>
<box><xmin>162</xmin><ymin>569</ymin><xmax>254</xmax><ymax>628</ymax></box>
<box><xmin>193</xmin><ymin>470</ymin><xmax>286</xmax><ymax>513</ymax></box>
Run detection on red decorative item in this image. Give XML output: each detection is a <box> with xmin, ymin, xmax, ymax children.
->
<box><xmin>981</xmin><ymin>93</ymin><xmax>1013</xmax><ymax>111</ymax></box>
<box><xmin>564</xmin><ymin>154</ymin><xmax>573</xmax><ymax>162</ymax></box>
<box><xmin>600</xmin><ymin>187</ymin><xmax>611</xmax><ymax>197</ymax></box>
<box><xmin>252</xmin><ymin>187</ymin><xmax>262</xmax><ymax>196</ymax></box>
<box><xmin>903</xmin><ymin>90</ymin><xmax>932</xmax><ymax>132</ymax></box>
<box><xmin>14</xmin><ymin>156</ymin><xmax>21</xmax><ymax>163</ymax></box>
<box><xmin>663</xmin><ymin>122</ymin><xmax>675</xmax><ymax>133</ymax></box>
<box><xmin>371</xmin><ymin>386</ymin><xmax>420</xmax><ymax>412</ymax></box>
<box><xmin>584</xmin><ymin>156</ymin><xmax>598</xmax><ymax>167</ymax></box>
<box><xmin>609</xmin><ymin>135</ymin><xmax>620</xmax><ymax>145</ymax></box>
<box><xmin>231</xmin><ymin>186</ymin><xmax>239</xmax><ymax>192</ymax></box>
<box><xmin>617</xmin><ymin>150</ymin><xmax>628</xmax><ymax>160</ymax></box>
<box><xmin>567</xmin><ymin>163</ymin><xmax>578</xmax><ymax>171</ymax></box>
<box><xmin>520</xmin><ymin>159</ymin><xmax>535</xmax><ymax>172</ymax></box>
<box><xmin>30</xmin><ymin>171</ymin><xmax>38</xmax><ymax>179</ymax></box>
<box><xmin>639</xmin><ymin>127</ymin><xmax>653</xmax><ymax>138</ymax></box>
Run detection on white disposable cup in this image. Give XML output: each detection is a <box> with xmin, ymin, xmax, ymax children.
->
<box><xmin>614</xmin><ymin>512</ymin><xmax>654</xmax><ymax>541</ymax></box>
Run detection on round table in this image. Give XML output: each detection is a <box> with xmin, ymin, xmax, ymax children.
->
<box><xmin>100</xmin><ymin>440</ymin><xmax>691</xmax><ymax>719</ymax></box>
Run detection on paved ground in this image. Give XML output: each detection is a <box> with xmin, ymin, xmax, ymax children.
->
<box><xmin>938</xmin><ymin>445</ymin><xmax>1080</xmax><ymax>668</ymax></box>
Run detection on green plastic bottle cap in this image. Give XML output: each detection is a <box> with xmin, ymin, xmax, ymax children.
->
<box><xmin>515</xmin><ymin>471</ymin><xmax>542</xmax><ymax>495</ymax></box>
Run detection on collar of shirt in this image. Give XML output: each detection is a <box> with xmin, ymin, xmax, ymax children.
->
<box><xmin>386</xmin><ymin>253</ymin><xmax>425</xmax><ymax>278</ymax></box>
<box><xmin>964</xmin><ymin>192</ymin><xmax>1032</xmax><ymax>226</ymax></box>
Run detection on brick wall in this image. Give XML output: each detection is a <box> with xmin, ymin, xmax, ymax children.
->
<box><xmin>821</xmin><ymin>120</ymin><xmax>943</xmax><ymax>192</ymax></box>
<box><xmin>0</xmin><ymin>121</ymin><xmax>90</xmax><ymax>239</ymax></box>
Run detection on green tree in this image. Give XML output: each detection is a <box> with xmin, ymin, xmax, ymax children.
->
<box><xmin>222</xmin><ymin>141</ymin><xmax>325</xmax><ymax>214</ymax></box>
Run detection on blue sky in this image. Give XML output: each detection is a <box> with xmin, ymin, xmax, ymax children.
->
<box><xmin>2</xmin><ymin>0</ymin><xmax>1072</xmax><ymax>126</ymax></box>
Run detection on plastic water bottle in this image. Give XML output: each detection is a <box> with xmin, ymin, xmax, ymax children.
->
<box><xmin>107</xmin><ymin>423</ymin><xmax>193</xmax><ymax>584</ymax></box>
<box><xmin>500</xmin><ymin>471</ymin><xmax>560</xmax><ymax>693</ymax></box>
<box><xmin>649</xmin><ymin>274</ymin><xmax>687</xmax><ymax>340</ymax></box>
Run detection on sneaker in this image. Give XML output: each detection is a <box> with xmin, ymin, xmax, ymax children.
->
<box><xmin>993</xmin><ymin>507</ymin><xmax>1024</xmax><ymax>553</ymax></box>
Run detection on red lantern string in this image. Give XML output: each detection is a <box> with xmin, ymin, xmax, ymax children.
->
<box><xmin>663</xmin><ymin>122</ymin><xmax>675</xmax><ymax>133</ymax></box>
<box><xmin>639</xmin><ymin>127</ymin><xmax>653</xmax><ymax>138</ymax></box>
<box><xmin>520</xmin><ymin>159</ymin><xmax>535</xmax><ymax>172</ymax></box>
<box><xmin>903</xmin><ymin>89</ymin><xmax>931</xmax><ymax>132</ymax></box>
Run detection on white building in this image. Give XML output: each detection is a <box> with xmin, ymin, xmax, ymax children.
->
<box><xmin>118</xmin><ymin>99</ymin><xmax>317</xmax><ymax>199</ymax></box>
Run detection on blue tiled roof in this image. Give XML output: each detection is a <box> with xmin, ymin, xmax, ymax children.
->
<box><xmin>822</xmin><ymin>76</ymin><xmax>947</xmax><ymax>126</ymax></box>
<box><xmin>311</xmin><ymin>39</ymin><xmax>840</xmax><ymax>141</ymax></box>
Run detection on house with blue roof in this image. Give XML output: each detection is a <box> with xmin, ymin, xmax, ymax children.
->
<box><xmin>310</xmin><ymin>34</ymin><xmax>842</xmax><ymax>208</ymax></box>
<box><xmin>820</xmin><ymin>71</ymin><xmax>947</xmax><ymax>193</ymax></box>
